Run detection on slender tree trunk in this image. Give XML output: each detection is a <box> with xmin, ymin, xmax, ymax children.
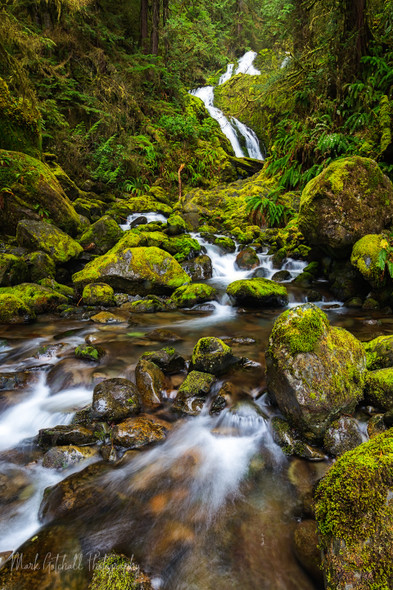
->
<box><xmin>140</xmin><ymin>0</ymin><xmax>149</xmax><ymax>54</ymax></box>
<box><xmin>343</xmin><ymin>0</ymin><xmax>370</xmax><ymax>64</ymax></box>
<box><xmin>293</xmin><ymin>0</ymin><xmax>310</xmax><ymax>56</ymax></box>
<box><xmin>151</xmin><ymin>0</ymin><xmax>160</xmax><ymax>55</ymax></box>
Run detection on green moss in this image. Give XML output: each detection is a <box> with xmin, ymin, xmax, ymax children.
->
<box><xmin>315</xmin><ymin>430</ymin><xmax>393</xmax><ymax>588</ymax></box>
<box><xmin>269</xmin><ymin>303</ymin><xmax>329</xmax><ymax>355</ymax></box>
<box><xmin>170</xmin><ymin>283</ymin><xmax>217</xmax><ymax>308</ymax></box>
<box><xmin>16</xmin><ymin>219</ymin><xmax>83</xmax><ymax>263</ymax></box>
<box><xmin>226</xmin><ymin>277</ymin><xmax>288</xmax><ymax>307</ymax></box>
<box><xmin>108</xmin><ymin>196</ymin><xmax>172</xmax><ymax>219</ymax></box>
<box><xmin>0</xmin><ymin>78</ymin><xmax>40</xmax><ymax>157</ymax></box>
<box><xmin>214</xmin><ymin>236</ymin><xmax>236</xmax><ymax>252</ymax></box>
<box><xmin>38</xmin><ymin>278</ymin><xmax>74</xmax><ymax>299</ymax></box>
<box><xmin>88</xmin><ymin>554</ymin><xmax>151</xmax><ymax>590</ymax></box>
<box><xmin>365</xmin><ymin>368</ymin><xmax>393</xmax><ymax>410</ymax></box>
<box><xmin>79</xmin><ymin>215</ymin><xmax>122</xmax><ymax>254</ymax></box>
<box><xmin>82</xmin><ymin>283</ymin><xmax>115</xmax><ymax>306</ymax></box>
<box><xmin>351</xmin><ymin>234</ymin><xmax>385</xmax><ymax>287</ymax></box>
<box><xmin>364</xmin><ymin>335</ymin><xmax>393</xmax><ymax>370</ymax></box>
<box><xmin>0</xmin><ymin>292</ymin><xmax>33</xmax><ymax>323</ymax></box>
<box><xmin>74</xmin><ymin>344</ymin><xmax>104</xmax><ymax>361</ymax></box>
<box><xmin>0</xmin><ymin>253</ymin><xmax>29</xmax><ymax>286</ymax></box>
<box><xmin>166</xmin><ymin>214</ymin><xmax>188</xmax><ymax>235</ymax></box>
<box><xmin>177</xmin><ymin>370</ymin><xmax>216</xmax><ymax>399</ymax></box>
<box><xmin>0</xmin><ymin>282</ymin><xmax>68</xmax><ymax>322</ymax></box>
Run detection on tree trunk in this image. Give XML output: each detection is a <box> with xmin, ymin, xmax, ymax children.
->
<box><xmin>343</xmin><ymin>0</ymin><xmax>370</xmax><ymax>64</ymax></box>
<box><xmin>140</xmin><ymin>0</ymin><xmax>149</xmax><ymax>54</ymax></box>
<box><xmin>151</xmin><ymin>0</ymin><xmax>160</xmax><ymax>55</ymax></box>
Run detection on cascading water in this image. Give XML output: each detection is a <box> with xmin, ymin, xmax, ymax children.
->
<box><xmin>191</xmin><ymin>51</ymin><xmax>264</xmax><ymax>160</ymax></box>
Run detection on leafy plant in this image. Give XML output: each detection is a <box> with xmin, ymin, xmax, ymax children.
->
<box><xmin>245</xmin><ymin>191</ymin><xmax>294</xmax><ymax>228</ymax></box>
<box><xmin>377</xmin><ymin>234</ymin><xmax>393</xmax><ymax>279</ymax></box>
<box><xmin>123</xmin><ymin>177</ymin><xmax>150</xmax><ymax>196</ymax></box>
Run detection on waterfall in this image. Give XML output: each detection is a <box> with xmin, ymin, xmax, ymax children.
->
<box><xmin>190</xmin><ymin>51</ymin><xmax>264</xmax><ymax>161</ymax></box>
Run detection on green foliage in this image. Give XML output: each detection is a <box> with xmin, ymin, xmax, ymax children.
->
<box><xmin>245</xmin><ymin>190</ymin><xmax>294</xmax><ymax>228</ymax></box>
<box><xmin>88</xmin><ymin>554</ymin><xmax>150</xmax><ymax>590</ymax></box>
<box><xmin>377</xmin><ymin>234</ymin><xmax>393</xmax><ymax>279</ymax></box>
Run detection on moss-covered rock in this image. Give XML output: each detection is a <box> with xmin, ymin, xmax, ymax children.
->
<box><xmin>72</xmin><ymin>246</ymin><xmax>191</xmax><ymax>295</ymax></box>
<box><xmin>82</xmin><ymin>283</ymin><xmax>115</xmax><ymax>306</ymax></box>
<box><xmin>141</xmin><ymin>348</ymin><xmax>186</xmax><ymax>374</ymax></box>
<box><xmin>226</xmin><ymin>277</ymin><xmax>288</xmax><ymax>307</ymax></box>
<box><xmin>271</xmin><ymin>417</ymin><xmax>326</xmax><ymax>460</ymax></box>
<box><xmin>364</xmin><ymin>335</ymin><xmax>393</xmax><ymax>370</ymax></box>
<box><xmin>166</xmin><ymin>214</ymin><xmax>189</xmax><ymax>235</ymax></box>
<box><xmin>170</xmin><ymin>283</ymin><xmax>217</xmax><ymax>308</ymax></box>
<box><xmin>112</xmin><ymin>414</ymin><xmax>168</xmax><ymax>449</ymax></box>
<box><xmin>23</xmin><ymin>251</ymin><xmax>55</xmax><ymax>282</ymax></box>
<box><xmin>0</xmin><ymin>253</ymin><xmax>29</xmax><ymax>286</ymax></box>
<box><xmin>266</xmin><ymin>304</ymin><xmax>366</xmax><ymax>442</ymax></box>
<box><xmin>108</xmin><ymin>196</ymin><xmax>172</xmax><ymax>222</ymax></box>
<box><xmin>42</xmin><ymin>445</ymin><xmax>98</xmax><ymax>470</ymax></box>
<box><xmin>323</xmin><ymin>416</ymin><xmax>364</xmax><ymax>456</ymax></box>
<box><xmin>16</xmin><ymin>220</ymin><xmax>83</xmax><ymax>263</ymax></box>
<box><xmin>88</xmin><ymin>554</ymin><xmax>152</xmax><ymax>590</ymax></box>
<box><xmin>78</xmin><ymin>215</ymin><xmax>123</xmax><ymax>255</ymax></box>
<box><xmin>0</xmin><ymin>149</ymin><xmax>80</xmax><ymax>235</ymax></box>
<box><xmin>92</xmin><ymin>378</ymin><xmax>141</xmax><ymax>422</ymax></box>
<box><xmin>299</xmin><ymin>157</ymin><xmax>393</xmax><ymax>257</ymax></box>
<box><xmin>38</xmin><ymin>278</ymin><xmax>74</xmax><ymax>299</ymax></box>
<box><xmin>191</xmin><ymin>337</ymin><xmax>237</xmax><ymax>375</ymax></box>
<box><xmin>181</xmin><ymin>255</ymin><xmax>213</xmax><ymax>281</ymax></box>
<box><xmin>315</xmin><ymin>431</ymin><xmax>393</xmax><ymax>589</ymax></box>
<box><xmin>135</xmin><ymin>358</ymin><xmax>168</xmax><ymax>407</ymax></box>
<box><xmin>38</xmin><ymin>424</ymin><xmax>98</xmax><ymax>447</ymax></box>
<box><xmin>350</xmin><ymin>234</ymin><xmax>386</xmax><ymax>288</ymax></box>
<box><xmin>125</xmin><ymin>297</ymin><xmax>172</xmax><ymax>313</ymax></box>
<box><xmin>235</xmin><ymin>247</ymin><xmax>259</xmax><ymax>270</ymax></box>
<box><xmin>173</xmin><ymin>370</ymin><xmax>216</xmax><ymax>415</ymax></box>
<box><xmin>365</xmin><ymin>367</ymin><xmax>393</xmax><ymax>411</ymax></box>
<box><xmin>214</xmin><ymin>236</ymin><xmax>236</xmax><ymax>252</ymax></box>
<box><xmin>73</xmin><ymin>197</ymin><xmax>106</xmax><ymax>221</ymax></box>
<box><xmin>163</xmin><ymin>235</ymin><xmax>201</xmax><ymax>262</ymax></box>
<box><xmin>0</xmin><ymin>292</ymin><xmax>33</xmax><ymax>323</ymax></box>
<box><xmin>0</xmin><ymin>283</ymin><xmax>67</xmax><ymax>319</ymax></box>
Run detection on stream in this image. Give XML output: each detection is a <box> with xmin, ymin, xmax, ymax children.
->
<box><xmin>0</xmin><ymin>53</ymin><xmax>392</xmax><ymax>590</ymax></box>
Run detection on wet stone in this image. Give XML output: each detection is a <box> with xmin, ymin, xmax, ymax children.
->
<box><xmin>112</xmin><ymin>414</ymin><xmax>169</xmax><ymax>449</ymax></box>
<box><xmin>135</xmin><ymin>358</ymin><xmax>168</xmax><ymax>407</ymax></box>
<box><xmin>92</xmin><ymin>377</ymin><xmax>141</xmax><ymax>422</ymax></box>
<box><xmin>42</xmin><ymin>445</ymin><xmax>98</xmax><ymax>470</ymax></box>
<box><xmin>38</xmin><ymin>425</ymin><xmax>98</xmax><ymax>448</ymax></box>
<box><xmin>141</xmin><ymin>348</ymin><xmax>186</xmax><ymax>374</ymax></box>
<box><xmin>323</xmin><ymin>416</ymin><xmax>364</xmax><ymax>456</ymax></box>
<box><xmin>145</xmin><ymin>328</ymin><xmax>183</xmax><ymax>342</ymax></box>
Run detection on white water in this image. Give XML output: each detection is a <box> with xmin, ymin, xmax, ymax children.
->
<box><xmin>191</xmin><ymin>51</ymin><xmax>264</xmax><ymax>160</ymax></box>
<box><xmin>120</xmin><ymin>212</ymin><xmax>168</xmax><ymax>231</ymax></box>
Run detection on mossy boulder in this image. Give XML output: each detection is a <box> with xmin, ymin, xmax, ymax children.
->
<box><xmin>315</xmin><ymin>431</ymin><xmax>393</xmax><ymax>589</ymax></box>
<box><xmin>191</xmin><ymin>337</ymin><xmax>237</xmax><ymax>375</ymax></box>
<box><xmin>141</xmin><ymin>348</ymin><xmax>186</xmax><ymax>374</ymax></box>
<box><xmin>72</xmin><ymin>246</ymin><xmax>191</xmax><ymax>295</ymax></box>
<box><xmin>364</xmin><ymin>335</ymin><xmax>393</xmax><ymax>370</ymax></box>
<box><xmin>38</xmin><ymin>278</ymin><xmax>74</xmax><ymax>299</ymax></box>
<box><xmin>0</xmin><ymin>149</ymin><xmax>80</xmax><ymax>235</ymax></box>
<box><xmin>88</xmin><ymin>554</ymin><xmax>152</xmax><ymax>590</ymax></box>
<box><xmin>0</xmin><ymin>283</ymin><xmax>67</xmax><ymax>321</ymax></box>
<box><xmin>0</xmin><ymin>253</ymin><xmax>29</xmax><ymax>286</ymax></box>
<box><xmin>74</xmin><ymin>344</ymin><xmax>104</xmax><ymax>362</ymax></box>
<box><xmin>112</xmin><ymin>414</ymin><xmax>169</xmax><ymax>449</ymax></box>
<box><xmin>299</xmin><ymin>157</ymin><xmax>393</xmax><ymax>257</ymax></box>
<box><xmin>226</xmin><ymin>277</ymin><xmax>288</xmax><ymax>307</ymax></box>
<box><xmin>214</xmin><ymin>236</ymin><xmax>236</xmax><ymax>252</ymax></box>
<box><xmin>126</xmin><ymin>297</ymin><xmax>172</xmax><ymax>313</ymax></box>
<box><xmin>173</xmin><ymin>370</ymin><xmax>216</xmax><ymax>415</ymax></box>
<box><xmin>108</xmin><ymin>195</ymin><xmax>172</xmax><ymax>222</ymax></box>
<box><xmin>92</xmin><ymin>378</ymin><xmax>141</xmax><ymax>422</ymax></box>
<box><xmin>23</xmin><ymin>251</ymin><xmax>55</xmax><ymax>282</ymax></box>
<box><xmin>78</xmin><ymin>215</ymin><xmax>123</xmax><ymax>255</ymax></box>
<box><xmin>170</xmin><ymin>283</ymin><xmax>217</xmax><ymax>308</ymax></box>
<box><xmin>365</xmin><ymin>368</ymin><xmax>393</xmax><ymax>411</ymax></box>
<box><xmin>73</xmin><ymin>197</ymin><xmax>106</xmax><ymax>221</ymax></box>
<box><xmin>82</xmin><ymin>283</ymin><xmax>115</xmax><ymax>306</ymax></box>
<box><xmin>350</xmin><ymin>234</ymin><xmax>386</xmax><ymax>288</ymax></box>
<box><xmin>266</xmin><ymin>304</ymin><xmax>366</xmax><ymax>442</ymax></box>
<box><xmin>16</xmin><ymin>220</ymin><xmax>83</xmax><ymax>263</ymax></box>
<box><xmin>166</xmin><ymin>214</ymin><xmax>189</xmax><ymax>235</ymax></box>
<box><xmin>235</xmin><ymin>247</ymin><xmax>259</xmax><ymax>270</ymax></box>
<box><xmin>163</xmin><ymin>235</ymin><xmax>201</xmax><ymax>262</ymax></box>
<box><xmin>181</xmin><ymin>255</ymin><xmax>213</xmax><ymax>280</ymax></box>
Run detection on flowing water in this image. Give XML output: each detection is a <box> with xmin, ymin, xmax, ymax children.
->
<box><xmin>191</xmin><ymin>51</ymin><xmax>264</xmax><ymax>160</ymax></box>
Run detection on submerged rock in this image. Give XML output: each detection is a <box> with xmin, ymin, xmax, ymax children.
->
<box><xmin>72</xmin><ymin>246</ymin><xmax>191</xmax><ymax>295</ymax></box>
<box><xmin>227</xmin><ymin>277</ymin><xmax>288</xmax><ymax>307</ymax></box>
<box><xmin>299</xmin><ymin>156</ymin><xmax>393</xmax><ymax>257</ymax></box>
<box><xmin>266</xmin><ymin>304</ymin><xmax>366</xmax><ymax>442</ymax></box>
<box><xmin>315</xmin><ymin>431</ymin><xmax>393</xmax><ymax>589</ymax></box>
<box><xmin>92</xmin><ymin>378</ymin><xmax>141</xmax><ymax>422</ymax></box>
<box><xmin>292</xmin><ymin>520</ymin><xmax>323</xmax><ymax>585</ymax></box>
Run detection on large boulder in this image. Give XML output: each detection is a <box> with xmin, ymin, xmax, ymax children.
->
<box><xmin>365</xmin><ymin>368</ymin><xmax>393</xmax><ymax>411</ymax></box>
<box><xmin>72</xmin><ymin>246</ymin><xmax>191</xmax><ymax>294</ymax></box>
<box><xmin>0</xmin><ymin>149</ymin><xmax>80</xmax><ymax>235</ymax></box>
<box><xmin>191</xmin><ymin>337</ymin><xmax>237</xmax><ymax>375</ymax></box>
<box><xmin>315</xmin><ymin>431</ymin><xmax>393</xmax><ymax>589</ymax></box>
<box><xmin>181</xmin><ymin>254</ymin><xmax>213</xmax><ymax>280</ymax></box>
<box><xmin>266</xmin><ymin>304</ymin><xmax>366</xmax><ymax>442</ymax></box>
<box><xmin>0</xmin><ymin>253</ymin><xmax>29</xmax><ymax>286</ymax></box>
<box><xmin>364</xmin><ymin>335</ymin><xmax>393</xmax><ymax>370</ymax></box>
<box><xmin>350</xmin><ymin>234</ymin><xmax>386</xmax><ymax>288</ymax></box>
<box><xmin>226</xmin><ymin>278</ymin><xmax>288</xmax><ymax>307</ymax></box>
<box><xmin>170</xmin><ymin>283</ymin><xmax>217</xmax><ymax>308</ymax></box>
<box><xmin>78</xmin><ymin>215</ymin><xmax>122</xmax><ymax>255</ymax></box>
<box><xmin>0</xmin><ymin>283</ymin><xmax>68</xmax><ymax>323</ymax></box>
<box><xmin>92</xmin><ymin>378</ymin><xmax>141</xmax><ymax>422</ymax></box>
<box><xmin>16</xmin><ymin>220</ymin><xmax>83</xmax><ymax>263</ymax></box>
<box><xmin>298</xmin><ymin>157</ymin><xmax>393</xmax><ymax>257</ymax></box>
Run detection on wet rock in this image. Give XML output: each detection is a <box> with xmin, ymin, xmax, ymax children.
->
<box><xmin>0</xmin><ymin>253</ymin><xmax>29</xmax><ymax>286</ymax></box>
<box><xmin>227</xmin><ymin>278</ymin><xmax>288</xmax><ymax>307</ymax></box>
<box><xmin>135</xmin><ymin>358</ymin><xmax>168</xmax><ymax>407</ymax></box>
<box><xmin>323</xmin><ymin>416</ymin><xmax>364</xmax><ymax>456</ymax></box>
<box><xmin>112</xmin><ymin>414</ymin><xmax>169</xmax><ymax>449</ymax></box>
<box><xmin>145</xmin><ymin>328</ymin><xmax>183</xmax><ymax>342</ymax></box>
<box><xmin>0</xmin><ymin>371</ymin><xmax>34</xmax><ymax>391</ymax></box>
<box><xmin>170</xmin><ymin>283</ymin><xmax>217</xmax><ymax>308</ymax></box>
<box><xmin>0</xmin><ymin>524</ymin><xmax>88</xmax><ymax>589</ymax></box>
<box><xmin>288</xmin><ymin>458</ymin><xmax>331</xmax><ymax>518</ymax></box>
<box><xmin>292</xmin><ymin>520</ymin><xmax>323</xmax><ymax>584</ymax></box>
<box><xmin>252</xmin><ymin>267</ymin><xmax>268</xmax><ymax>278</ymax></box>
<box><xmin>383</xmin><ymin>408</ymin><xmax>393</xmax><ymax>426</ymax></box>
<box><xmin>346</xmin><ymin>296</ymin><xmax>363</xmax><ymax>308</ymax></box>
<box><xmin>141</xmin><ymin>348</ymin><xmax>186</xmax><ymax>374</ymax></box>
<box><xmin>271</xmin><ymin>269</ymin><xmax>291</xmax><ymax>282</ymax></box>
<box><xmin>362</xmin><ymin>297</ymin><xmax>380</xmax><ymax>310</ymax></box>
<box><xmin>365</xmin><ymin>367</ymin><xmax>393</xmax><ymax>410</ymax></box>
<box><xmin>38</xmin><ymin>425</ymin><xmax>98</xmax><ymax>447</ymax></box>
<box><xmin>16</xmin><ymin>220</ymin><xmax>83</xmax><ymax>263</ymax></box>
<box><xmin>266</xmin><ymin>304</ymin><xmax>366</xmax><ymax>442</ymax></box>
<box><xmin>367</xmin><ymin>414</ymin><xmax>387</xmax><ymax>438</ymax></box>
<box><xmin>235</xmin><ymin>247</ymin><xmax>259</xmax><ymax>270</ymax></box>
<box><xmin>299</xmin><ymin>156</ymin><xmax>393</xmax><ymax>257</ymax></box>
<box><xmin>130</xmin><ymin>215</ymin><xmax>148</xmax><ymax>228</ymax></box>
<box><xmin>74</xmin><ymin>344</ymin><xmax>105</xmax><ymax>362</ymax></box>
<box><xmin>90</xmin><ymin>311</ymin><xmax>128</xmax><ymax>324</ymax></box>
<box><xmin>271</xmin><ymin>418</ymin><xmax>326</xmax><ymax>461</ymax></box>
<box><xmin>23</xmin><ymin>251</ymin><xmax>55</xmax><ymax>282</ymax></box>
<box><xmin>0</xmin><ymin>466</ymin><xmax>32</xmax><ymax>504</ymax></box>
<box><xmin>351</xmin><ymin>234</ymin><xmax>386</xmax><ymax>288</ymax></box>
<box><xmin>72</xmin><ymin>245</ymin><xmax>191</xmax><ymax>295</ymax></box>
<box><xmin>191</xmin><ymin>337</ymin><xmax>237</xmax><ymax>375</ymax></box>
<box><xmin>173</xmin><ymin>371</ymin><xmax>216</xmax><ymax>415</ymax></box>
<box><xmin>364</xmin><ymin>335</ymin><xmax>393</xmax><ymax>370</ymax></box>
<box><xmin>126</xmin><ymin>296</ymin><xmax>174</xmax><ymax>313</ymax></box>
<box><xmin>315</xmin><ymin>431</ymin><xmax>393</xmax><ymax>589</ymax></box>
<box><xmin>88</xmin><ymin>554</ymin><xmax>152</xmax><ymax>589</ymax></box>
<box><xmin>92</xmin><ymin>378</ymin><xmax>141</xmax><ymax>422</ymax></box>
<box><xmin>42</xmin><ymin>445</ymin><xmax>98</xmax><ymax>470</ymax></box>
<box><xmin>166</xmin><ymin>214</ymin><xmax>188</xmax><ymax>235</ymax></box>
<box><xmin>181</xmin><ymin>255</ymin><xmax>213</xmax><ymax>281</ymax></box>
<box><xmin>79</xmin><ymin>215</ymin><xmax>122</xmax><ymax>255</ymax></box>
<box><xmin>82</xmin><ymin>282</ymin><xmax>115</xmax><ymax>306</ymax></box>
